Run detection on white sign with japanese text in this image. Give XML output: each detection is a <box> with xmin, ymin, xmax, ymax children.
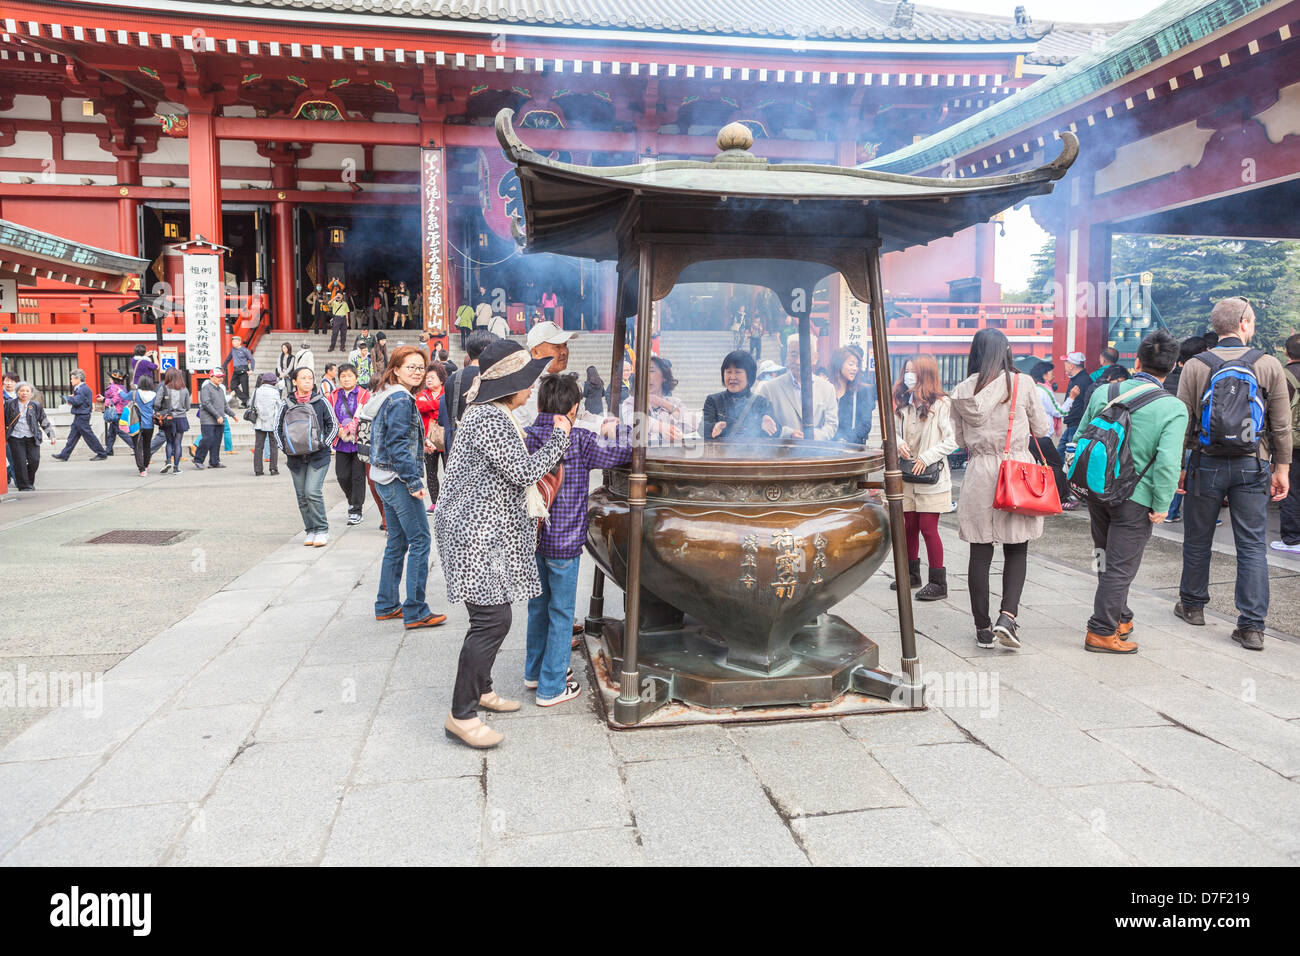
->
<box><xmin>183</xmin><ymin>254</ymin><xmax>221</xmax><ymax>372</ymax></box>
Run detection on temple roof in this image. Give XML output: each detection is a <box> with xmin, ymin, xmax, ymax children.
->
<box><xmin>176</xmin><ymin>0</ymin><xmax>1057</xmax><ymax>43</ymax></box>
<box><xmin>496</xmin><ymin>108</ymin><xmax>1077</xmax><ymax>261</ymax></box>
<box><xmin>864</xmin><ymin>0</ymin><xmax>1277</xmax><ymax>174</ymax></box>
<box><xmin>0</xmin><ymin>219</ymin><xmax>151</xmax><ymax>291</ymax></box>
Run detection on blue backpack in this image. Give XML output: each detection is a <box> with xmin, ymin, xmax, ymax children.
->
<box><xmin>1195</xmin><ymin>349</ymin><xmax>1266</xmax><ymax>456</ymax></box>
<box><xmin>1067</xmin><ymin>382</ymin><xmax>1173</xmax><ymax>505</ymax></box>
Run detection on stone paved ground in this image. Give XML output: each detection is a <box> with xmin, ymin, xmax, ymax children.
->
<box><xmin>2</xmin><ymin>458</ymin><xmax>1299</xmax><ymax>865</ymax></box>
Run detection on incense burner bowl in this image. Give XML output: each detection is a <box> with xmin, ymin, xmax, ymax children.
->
<box><xmin>586</xmin><ymin>440</ymin><xmax>888</xmax><ymax>673</ymax></box>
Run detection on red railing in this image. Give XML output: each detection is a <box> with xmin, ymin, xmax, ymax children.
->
<box><xmin>887</xmin><ymin>301</ymin><xmax>1053</xmax><ymax>334</ymax></box>
<box><xmin>3</xmin><ymin>289</ymin><xmax>271</xmax><ymax>351</ymax></box>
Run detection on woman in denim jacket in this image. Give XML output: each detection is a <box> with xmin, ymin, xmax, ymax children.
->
<box><xmin>364</xmin><ymin>346</ymin><xmax>448</xmax><ymax>632</ymax></box>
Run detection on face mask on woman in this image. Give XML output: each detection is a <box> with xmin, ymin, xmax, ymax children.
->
<box><xmin>903</xmin><ymin>372</ymin><xmax>918</xmax><ymax>390</ymax></box>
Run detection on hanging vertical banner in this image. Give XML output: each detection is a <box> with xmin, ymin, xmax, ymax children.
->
<box><xmin>421</xmin><ymin>147</ymin><xmax>448</xmax><ymax>335</ymax></box>
<box><xmin>838</xmin><ymin>279</ymin><xmax>871</xmax><ymax>357</ymax></box>
<box><xmin>183</xmin><ymin>253</ymin><xmax>222</xmax><ymax>371</ymax></box>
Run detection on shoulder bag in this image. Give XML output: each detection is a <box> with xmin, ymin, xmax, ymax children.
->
<box><xmin>993</xmin><ymin>374</ymin><xmax>1062</xmax><ymax>516</ymax></box>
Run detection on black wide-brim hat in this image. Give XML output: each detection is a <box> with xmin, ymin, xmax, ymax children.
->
<box><xmin>465</xmin><ymin>339</ymin><xmax>552</xmax><ymax>406</ymax></box>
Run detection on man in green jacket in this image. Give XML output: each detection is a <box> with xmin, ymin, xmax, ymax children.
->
<box><xmin>1079</xmin><ymin>330</ymin><xmax>1188</xmax><ymax>654</ymax></box>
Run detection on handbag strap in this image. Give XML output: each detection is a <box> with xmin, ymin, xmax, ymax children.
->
<box><xmin>1002</xmin><ymin>372</ymin><xmax>1051</xmax><ymax>462</ymax></box>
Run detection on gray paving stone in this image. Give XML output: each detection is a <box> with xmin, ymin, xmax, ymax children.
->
<box><xmin>321</xmin><ymin>778</ymin><xmax>481</xmax><ymax>866</ymax></box>
<box><xmin>254</xmin><ymin>661</ymin><xmax>388</xmax><ymax>741</ymax></box>
<box><xmin>184</xmin><ymin>588</ymin><xmax>279</xmax><ymax>628</ymax></box>
<box><xmin>1056</xmin><ymin>782</ymin><xmax>1292</xmax><ymax>866</ymax></box>
<box><xmin>173</xmin><ymin>642</ymin><xmax>308</xmax><ymax>710</ymax></box>
<box><xmin>728</xmin><ymin>721</ymin><xmax>911</xmax><ymax>815</ymax></box>
<box><xmin>485</xmin><ymin>826</ymin><xmax>645</xmax><ymax>866</ymax></box>
<box><xmin>622</xmin><ymin>755</ymin><xmax>808</xmax><ymax>866</ymax></box>
<box><xmin>607</xmin><ymin>724</ymin><xmax>740</xmax><ymax>763</ymax></box>
<box><xmin>1124</xmin><ymin>679</ymin><xmax>1300</xmax><ymax>776</ymax></box>
<box><xmin>64</xmin><ymin>704</ymin><xmax>261</xmax><ymax>811</ymax></box>
<box><xmin>1092</xmin><ymin>726</ymin><xmax>1300</xmax><ymax>855</ymax></box>
<box><xmin>232</xmin><ymin>601</ymin><xmax>343</xmax><ymax>647</ymax></box>
<box><xmin>1036</xmin><ymin>636</ymin><xmax>1194</xmax><ymax>688</ymax></box>
<box><xmin>840</xmin><ymin>709</ymin><xmax>968</xmax><ymax>749</ymax></box>
<box><xmin>941</xmin><ymin>687</ymin><xmax>1149</xmax><ymax>788</ymax></box>
<box><xmin>3</xmin><ymin>803</ymin><xmax>191</xmax><ymax>866</ymax></box>
<box><xmin>167</xmin><ymin>738</ymin><xmax>356</xmax><ymax>866</ymax></box>
<box><xmin>304</xmin><ymin>620</ymin><xmax>404</xmax><ymax>666</ymax></box>
<box><xmin>1140</xmin><ymin>643</ymin><xmax>1300</xmax><ymax>720</ymax></box>
<box><xmin>873</xmin><ymin>743</ymin><xmax>1131</xmax><ymax>865</ymax></box>
<box><xmin>0</xmin><ymin>756</ymin><xmax>101</xmax><ymax>856</ymax></box>
<box><xmin>106</xmin><ymin>622</ymin><xmax>242</xmax><ymax>679</ymax></box>
<box><xmin>483</xmin><ymin>714</ymin><xmax>629</xmax><ymax>837</ymax></box>
<box><xmin>797</xmin><ymin>807</ymin><xmax>980</xmax><ymax>866</ymax></box>
<box><xmin>386</xmin><ymin>631</ymin><xmax>466</xmax><ymax>692</ymax></box>
<box><xmin>268</xmin><ymin>570</ymin><xmax>366</xmax><ymax>606</ymax></box>
<box><xmin>0</xmin><ymin>675</ymin><xmax>183</xmax><ymax>762</ymax></box>
<box><xmin>968</xmin><ymin>655</ymin><xmax>1170</xmax><ymax>731</ymax></box>
<box><xmin>223</xmin><ymin>561</ymin><xmax>312</xmax><ymax>592</ymax></box>
<box><xmin>356</xmin><ymin>688</ymin><xmax>483</xmax><ymax>783</ymax></box>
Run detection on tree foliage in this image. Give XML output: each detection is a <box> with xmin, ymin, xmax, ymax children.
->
<box><xmin>1111</xmin><ymin>234</ymin><xmax>1300</xmax><ymax>354</ymax></box>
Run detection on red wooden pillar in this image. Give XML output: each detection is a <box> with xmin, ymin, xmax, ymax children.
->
<box><xmin>115</xmin><ymin>154</ymin><xmax>140</xmax><ymax>257</ymax></box>
<box><xmin>269</xmin><ymin>153</ymin><xmax>298</xmax><ymax>332</ymax></box>
<box><xmin>1051</xmin><ymin>213</ymin><xmax>1111</xmax><ymax>367</ymax></box>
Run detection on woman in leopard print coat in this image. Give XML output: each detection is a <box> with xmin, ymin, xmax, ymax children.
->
<box><xmin>435</xmin><ymin>340</ymin><xmax>570</xmax><ymax>750</ymax></box>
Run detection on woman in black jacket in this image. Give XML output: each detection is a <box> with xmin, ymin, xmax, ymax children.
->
<box><xmin>5</xmin><ymin>382</ymin><xmax>56</xmax><ymax>490</ymax></box>
<box><xmin>582</xmin><ymin>365</ymin><xmax>605</xmax><ymax>416</ymax></box>
<box><xmin>700</xmin><ymin>350</ymin><xmax>778</xmax><ymax>442</ymax></box>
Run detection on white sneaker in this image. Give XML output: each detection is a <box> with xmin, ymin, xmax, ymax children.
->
<box><xmin>313</xmin><ymin>532</ymin><xmax>329</xmax><ymax>548</ymax></box>
<box><xmin>536</xmin><ymin>680</ymin><xmax>581</xmax><ymax>707</ymax></box>
<box><xmin>303</xmin><ymin>533</ymin><xmax>318</xmax><ymax>547</ymax></box>
<box><xmin>1270</xmin><ymin>540</ymin><xmax>1300</xmax><ymax>554</ymax></box>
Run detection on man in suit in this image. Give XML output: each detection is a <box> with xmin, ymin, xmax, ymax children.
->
<box><xmin>53</xmin><ymin>369</ymin><xmax>108</xmax><ymax>461</ymax></box>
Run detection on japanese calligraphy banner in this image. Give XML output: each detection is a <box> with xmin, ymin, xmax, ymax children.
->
<box><xmin>183</xmin><ymin>254</ymin><xmax>221</xmax><ymax>372</ymax></box>
<box><xmin>838</xmin><ymin>280</ymin><xmax>870</xmax><ymax>357</ymax></box>
<box><xmin>420</xmin><ymin>147</ymin><xmax>448</xmax><ymax>335</ymax></box>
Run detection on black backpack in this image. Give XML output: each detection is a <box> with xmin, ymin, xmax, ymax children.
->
<box><xmin>1067</xmin><ymin>382</ymin><xmax>1174</xmax><ymax>505</ymax></box>
<box><xmin>1194</xmin><ymin>349</ymin><xmax>1267</xmax><ymax>456</ymax></box>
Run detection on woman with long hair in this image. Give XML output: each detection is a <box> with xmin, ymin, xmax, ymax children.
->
<box><xmin>156</xmin><ymin>367</ymin><xmax>190</xmax><ymax>475</ymax></box>
<box><xmin>276</xmin><ymin>341</ymin><xmax>295</xmax><ymax>399</ymax></box>
<box><xmin>414</xmin><ymin>361</ymin><xmax>447</xmax><ymax>511</ymax></box>
<box><xmin>127</xmin><ymin>375</ymin><xmax>158</xmax><ymax>477</ymax></box>
<box><xmin>436</xmin><ymin>340</ymin><xmax>570</xmax><ymax>749</ymax></box>
<box><xmin>950</xmin><ymin>329</ymin><xmax>1053</xmax><ymax>650</ymax></box>
<box><xmin>832</xmin><ymin>346</ymin><xmax>873</xmax><ymax>445</ymax></box>
<box><xmin>890</xmin><ymin>355</ymin><xmax>957</xmax><ymax>600</ymax></box>
<box><xmin>364</xmin><ymin>345</ymin><xmax>447</xmax><ymax>628</ymax></box>
<box><xmin>583</xmin><ymin>365</ymin><xmax>605</xmax><ymax>416</ymax></box>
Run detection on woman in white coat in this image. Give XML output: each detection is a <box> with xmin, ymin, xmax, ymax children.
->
<box><xmin>892</xmin><ymin>354</ymin><xmax>958</xmax><ymax>601</ymax></box>
<box><xmin>950</xmin><ymin>329</ymin><xmax>1052</xmax><ymax>650</ymax></box>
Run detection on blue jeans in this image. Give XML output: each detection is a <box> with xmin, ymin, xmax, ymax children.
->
<box><xmin>1179</xmin><ymin>454</ymin><xmax>1271</xmax><ymax>631</ymax></box>
<box><xmin>1055</xmin><ymin>424</ymin><xmax>1077</xmax><ymax>464</ymax></box>
<box><xmin>374</xmin><ymin>478</ymin><xmax>432</xmax><ymax>624</ymax></box>
<box><xmin>287</xmin><ymin>454</ymin><xmax>330</xmax><ymax>534</ymax></box>
<box><xmin>163</xmin><ymin>424</ymin><xmax>185</xmax><ymax>469</ymax></box>
<box><xmin>1166</xmin><ymin>450</ymin><xmax>1192</xmax><ymax>520</ymax></box>
<box><xmin>525</xmin><ymin>555</ymin><xmax>581</xmax><ymax>699</ymax></box>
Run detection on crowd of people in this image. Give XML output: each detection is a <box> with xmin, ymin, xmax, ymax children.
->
<box><xmin>4</xmin><ymin>293</ymin><xmax>1297</xmax><ymax>749</ymax></box>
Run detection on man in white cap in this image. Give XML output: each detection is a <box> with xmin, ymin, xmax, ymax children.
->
<box><xmin>1056</xmin><ymin>349</ymin><xmax>1095</xmax><ymax>461</ymax></box>
<box><xmin>513</xmin><ymin>321</ymin><xmax>617</xmax><ymax>435</ymax></box>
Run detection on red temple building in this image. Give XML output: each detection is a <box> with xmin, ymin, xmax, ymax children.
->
<box><xmin>0</xmin><ymin>0</ymin><xmax>1119</xmax><ymax>396</ymax></box>
<box><xmin>867</xmin><ymin>0</ymin><xmax>1300</xmax><ymax>366</ymax></box>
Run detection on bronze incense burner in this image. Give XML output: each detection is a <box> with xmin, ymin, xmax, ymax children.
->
<box><xmin>495</xmin><ymin>108</ymin><xmax>1076</xmax><ymax>723</ymax></box>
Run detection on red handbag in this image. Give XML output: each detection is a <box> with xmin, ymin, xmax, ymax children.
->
<box><xmin>993</xmin><ymin>374</ymin><xmax>1062</xmax><ymax>517</ymax></box>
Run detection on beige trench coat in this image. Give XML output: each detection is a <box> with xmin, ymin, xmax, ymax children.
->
<box><xmin>897</xmin><ymin>394</ymin><xmax>957</xmax><ymax>513</ymax></box>
<box><xmin>950</xmin><ymin>371</ymin><xmax>1052</xmax><ymax>544</ymax></box>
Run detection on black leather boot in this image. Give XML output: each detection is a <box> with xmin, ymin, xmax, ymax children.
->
<box><xmin>916</xmin><ymin>566</ymin><xmax>948</xmax><ymax>601</ymax></box>
<box><xmin>890</xmin><ymin>559</ymin><xmax>922</xmax><ymax>591</ymax></box>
